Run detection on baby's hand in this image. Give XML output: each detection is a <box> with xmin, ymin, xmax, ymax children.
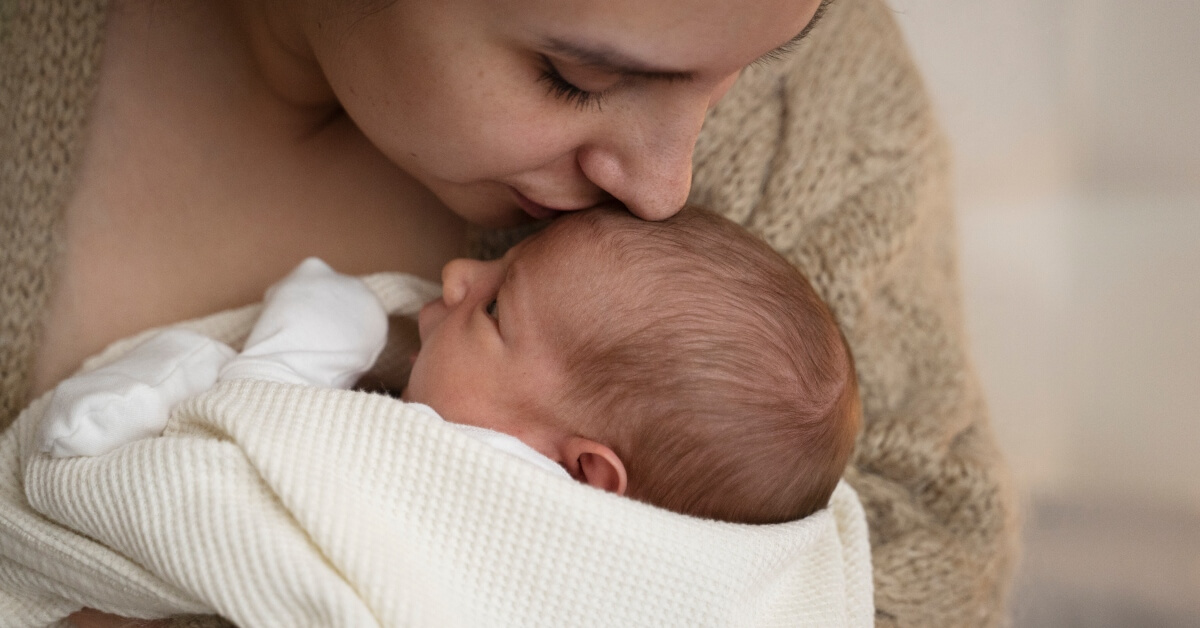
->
<box><xmin>217</xmin><ymin>257</ymin><xmax>388</xmax><ymax>389</ymax></box>
<box><xmin>39</xmin><ymin>329</ymin><xmax>235</xmax><ymax>457</ymax></box>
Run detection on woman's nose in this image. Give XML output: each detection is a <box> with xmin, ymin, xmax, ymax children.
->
<box><xmin>577</xmin><ymin>89</ymin><xmax>712</xmax><ymax>221</ymax></box>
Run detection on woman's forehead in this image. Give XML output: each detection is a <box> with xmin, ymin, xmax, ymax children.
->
<box><xmin>487</xmin><ymin>0</ymin><xmax>822</xmax><ymax>75</ymax></box>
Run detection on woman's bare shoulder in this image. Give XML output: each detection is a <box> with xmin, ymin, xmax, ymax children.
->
<box><xmin>31</xmin><ymin>2</ymin><xmax>464</xmax><ymax>396</ymax></box>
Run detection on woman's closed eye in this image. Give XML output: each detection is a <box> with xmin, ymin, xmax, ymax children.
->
<box><xmin>538</xmin><ymin>57</ymin><xmax>605</xmax><ymax>111</ymax></box>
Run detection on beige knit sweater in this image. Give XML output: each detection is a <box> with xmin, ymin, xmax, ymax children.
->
<box><xmin>1</xmin><ymin>0</ymin><xmax>1018</xmax><ymax>626</ymax></box>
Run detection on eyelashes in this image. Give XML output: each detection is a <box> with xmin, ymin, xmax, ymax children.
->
<box><xmin>538</xmin><ymin>57</ymin><xmax>605</xmax><ymax>111</ymax></box>
<box><xmin>750</xmin><ymin>41</ymin><xmax>797</xmax><ymax>69</ymax></box>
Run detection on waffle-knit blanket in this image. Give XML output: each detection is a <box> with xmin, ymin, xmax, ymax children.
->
<box><xmin>0</xmin><ymin>273</ymin><xmax>872</xmax><ymax>627</ymax></box>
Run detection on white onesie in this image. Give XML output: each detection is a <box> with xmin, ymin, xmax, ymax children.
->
<box><xmin>38</xmin><ymin>258</ymin><xmax>569</xmax><ymax>479</ymax></box>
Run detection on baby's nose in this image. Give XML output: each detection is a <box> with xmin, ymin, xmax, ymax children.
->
<box><xmin>440</xmin><ymin>258</ymin><xmax>481</xmax><ymax>307</ymax></box>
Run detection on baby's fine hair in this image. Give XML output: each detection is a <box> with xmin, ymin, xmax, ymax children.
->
<box><xmin>547</xmin><ymin>206</ymin><xmax>861</xmax><ymax>524</ymax></box>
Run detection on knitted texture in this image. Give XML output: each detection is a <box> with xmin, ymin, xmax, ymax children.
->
<box><xmin>2</xmin><ymin>0</ymin><xmax>1018</xmax><ymax>625</ymax></box>
<box><xmin>0</xmin><ymin>273</ymin><xmax>873</xmax><ymax>627</ymax></box>
<box><xmin>0</xmin><ymin>0</ymin><xmax>108</xmax><ymax>428</ymax></box>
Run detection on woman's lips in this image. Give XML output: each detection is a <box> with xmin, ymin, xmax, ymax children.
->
<box><xmin>510</xmin><ymin>188</ymin><xmax>567</xmax><ymax>221</ymax></box>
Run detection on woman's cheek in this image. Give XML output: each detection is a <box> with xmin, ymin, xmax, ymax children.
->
<box><xmin>425</xmin><ymin>102</ymin><xmax>570</xmax><ymax>181</ymax></box>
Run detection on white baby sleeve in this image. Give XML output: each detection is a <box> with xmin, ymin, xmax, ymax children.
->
<box><xmin>450</xmin><ymin>422</ymin><xmax>572</xmax><ymax>479</ymax></box>
<box><xmin>39</xmin><ymin>329</ymin><xmax>236</xmax><ymax>457</ymax></box>
<box><xmin>217</xmin><ymin>257</ymin><xmax>389</xmax><ymax>389</ymax></box>
<box><xmin>404</xmin><ymin>403</ymin><xmax>572</xmax><ymax>480</ymax></box>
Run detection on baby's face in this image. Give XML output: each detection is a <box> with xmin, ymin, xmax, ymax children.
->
<box><xmin>403</xmin><ymin>230</ymin><xmax>576</xmax><ymax>454</ymax></box>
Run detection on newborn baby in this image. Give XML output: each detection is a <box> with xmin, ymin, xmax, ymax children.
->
<box><xmin>41</xmin><ymin>206</ymin><xmax>860</xmax><ymax>524</ymax></box>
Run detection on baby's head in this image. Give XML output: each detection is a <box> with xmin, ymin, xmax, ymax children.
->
<box><xmin>405</xmin><ymin>206</ymin><xmax>860</xmax><ymax>523</ymax></box>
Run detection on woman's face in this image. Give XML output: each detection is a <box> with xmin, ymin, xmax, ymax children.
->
<box><xmin>307</xmin><ymin>0</ymin><xmax>824</xmax><ymax>228</ymax></box>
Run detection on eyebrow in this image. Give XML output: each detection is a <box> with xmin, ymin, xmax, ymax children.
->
<box><xmin>497</xmin><ymin>258</ymin><xmax>521</xmax><ymax>330</ymax></box>
<box><xmin>542</xmin><ymin>0</ymin><xmax>835</xmax><ymax>81</ymax></box>
<box><xmin>502</xmin><ymin>260</ymin><xmax>519</xmax><ymax>300</ymax></box>
<box><xmin>542</xmin><ymin>38</ymin><xmax>697</xmax><ymax>82</ymax></box>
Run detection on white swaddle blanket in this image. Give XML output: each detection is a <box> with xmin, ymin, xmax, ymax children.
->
<box><xmin>0</xmin><ymin>266</ymin><xmax>873</xmax><ymax>627</ymax></box>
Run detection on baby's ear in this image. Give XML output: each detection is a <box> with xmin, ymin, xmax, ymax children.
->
<box><xmin>563</xmin><ymin>437</ymin><xmax>627</xmax><ymax>495</ymax></box>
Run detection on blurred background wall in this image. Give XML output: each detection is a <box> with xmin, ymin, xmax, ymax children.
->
<box><xmin>888</xmin><ymin>1</ymin><xmax>1200</xmax><ymax>625</ymax></box>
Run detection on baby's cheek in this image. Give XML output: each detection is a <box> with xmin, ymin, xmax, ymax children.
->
<box><xmin>399</xmin><ymin>358</ymin><xmax>429</xmax><ymax>403</ymax></box>
<box><xmin>401</xmin><ymin>355</ymin><xmax>456</xmax><ymax>411</ymax></box>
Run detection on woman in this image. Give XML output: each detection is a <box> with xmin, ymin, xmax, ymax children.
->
<box><xmin>1</xmin><ymin>0</ymin><xmax>1017</xmax><ymax>626</ymax></box>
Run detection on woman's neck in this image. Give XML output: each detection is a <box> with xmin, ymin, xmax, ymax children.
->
<box><xmin>231</xmin><ymin>0</ymin><xmax>341</xmax><ymax>122</ymax></box>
